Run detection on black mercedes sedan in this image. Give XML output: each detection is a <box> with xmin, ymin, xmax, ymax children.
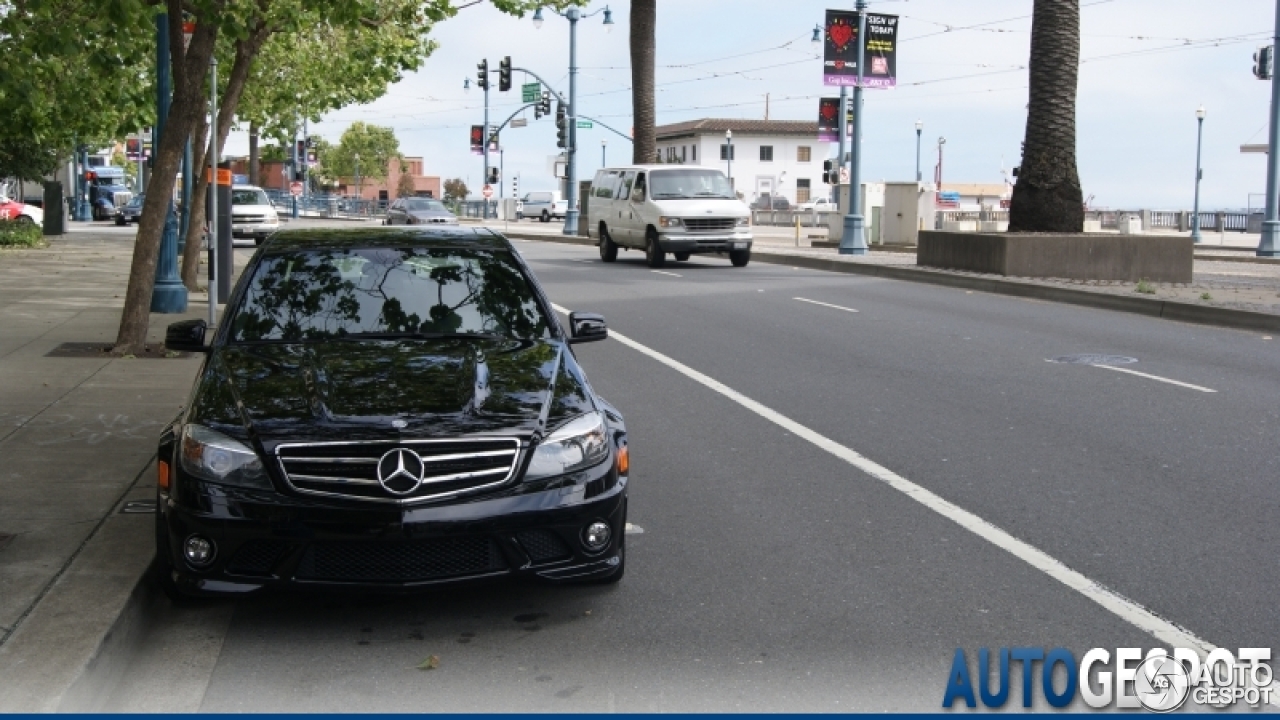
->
<box><xmin>158</xmin><ymin>227</ymin><xmax>627</xmax><ymax>597</ymax></box>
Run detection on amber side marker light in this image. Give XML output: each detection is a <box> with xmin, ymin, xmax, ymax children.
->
<box><xmin>158</xmin><ymin>459</ymin><xmax>170</xmax><ymax>490</ymax></box>
<box><xmin>616</xmin><ymin>445</ymin><xmax>629</xmax><ymax>475</ymax></box>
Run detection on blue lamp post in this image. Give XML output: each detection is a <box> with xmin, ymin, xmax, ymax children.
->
<box><xmin>1191</xmin><ymin>105</ymin><xmax>1206</xmax><ymax>244</ymax></box>
<box><xmin>151</xmin><ymin>12</ymin><xmax>187</xmax><ymax>313</ymax></box>
<box><xmin>839</xmin><ymin>0</ymin><xmax>869</xmax><ymax>256</ymax></box>
<box><xmin>534</xmin><ymin>4</ymin><xmax>614</xmax><ymax>236</ymax></box>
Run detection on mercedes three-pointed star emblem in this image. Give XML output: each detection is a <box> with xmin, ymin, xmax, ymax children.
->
<box><xmin>376</xmin><ymin>448</ymin><xmax>426</xmax><ymax>495</ymax></box>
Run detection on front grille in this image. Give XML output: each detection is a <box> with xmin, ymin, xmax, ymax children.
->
<box><xmin>682</xmin><ymin>217</ymin><xmax>737</xmax><ymax>232</ymax></box>
<box><xmin>233</xmin><ymin>214</ymin><xmax>266</xmax><ymax>224</ymax></box>
<box><xmin>295</xmin><ymin>537</ymin><xmax>506</xmax><ymax>582</ymax></box>
<box><xmin>226</xmin><ymin>539</ymin><xmax>293</xmax><ymax>577</ymax></box>
<box><xmin>112</xmin><ymin>191</ymin><xmax>133</xmax><ymax>207</ymax></box>
<box><xmin>276</xmin><ymin>438</ymin><xmax>521</xmax><ymax>504</ymax></box>
<box><xmin>516</xmin><ymin>530</ymin><xmax>572</xmax><ymax>564</ymax></box>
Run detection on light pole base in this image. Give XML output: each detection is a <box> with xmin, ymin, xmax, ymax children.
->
<box><xmin>1259</xmin><ymin>220</ymin><xmax>1280</xmax><ymax>257</ymax></box>
<box><xmin>75</xmin><ymin>201</ymin><xmax>92</xmax><ymax>222</ymax></box>
<box><xmin>1190</xmin><ymin>230</ymin><xmax>1202</xmax><ymax>244</ymax></box>
<box><xmin>563</xmin><ymin>209</ymin><xmax>580</xmax><ymax>236</ymax></box>
<box><xmin>151</xmin><ymin>206</ymin><xmax>188</xmax><ymax>313</ymax></box>
<box><xmin>838</xmin><ymin>213</ymin><xmax>868</xmax><ymax>256</ymax></box>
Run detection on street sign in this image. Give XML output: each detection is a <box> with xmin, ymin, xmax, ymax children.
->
<box><xmin>511</xmin><ymin>118</ymin><xmax>528</xmax><ymax>128</ymax></box>
<box><xmin>482</xmin><ymin>184</ymin><xmax>493</xmax><ymax>199</ymax></box>
<box><xmin>839</xmin><ymin>167</ymin><xmax>850</xmax><ymax>183</ymax></box>
<box><xmin>821</xmin><ymin>11</ymin><xmax>899</xmax><ymax>88</ymax></box>
<box><xmin>577</xmin><ymin>120</ymin><xmax>593</xmax><ymax>129</ymax></box>
<box><xmin>289</xmin><ymin>181</ymin><xmax>304</xmax><ymax>197</ymax></box>
<box><xmin>522</xmin><ymin>82</ymin><xmax>541</xmax><ymax>103</ymax></box>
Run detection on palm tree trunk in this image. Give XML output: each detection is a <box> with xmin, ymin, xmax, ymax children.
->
<box><xmin>1008</xmin><ymin>0</ymin><xmax>1084</xmax><ymax>233</ymax></box>
<box><xmin>630</xmin><ymin>0</ymin><xmax>656</xmax><ymax>165</ymax></box>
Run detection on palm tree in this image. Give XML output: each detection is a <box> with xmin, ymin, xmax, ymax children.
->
<box><xmin>630</xmin><ymin>0</ymin><xmax>655</xmax><ymax>165</ymax></box>
<box><xmin>1008</xmin><ymin>0</ymin><xmax>1084</xmax><ymax>233</ymax></box>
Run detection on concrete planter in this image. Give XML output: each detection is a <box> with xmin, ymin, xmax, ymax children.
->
<box><xmin>917</xmin><ymin>230</ymin><xmax>1193</xmax><ymax>283</ymax></box>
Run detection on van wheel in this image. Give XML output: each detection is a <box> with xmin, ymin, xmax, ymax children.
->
<box><xmin>674</xmin><ymin>252</ymin><xmax>690</xmax><ymax>262</ymax></box>
<box><xmin>599</xmin><ymin>226</ymin><xmax>618</xmax><ymax>262</ymax></box>
<box><xmin>730</xmin><ymin>249</ymin><xmax>751</xmax><ymax>267</ymax></box>
<box><xmin>541</xmin><ymin>210</ymin><xmax>550</xmax><ymax>223</ymax></box>
<box><xmin>645</xmin><ymin>230</ymin><xmax>665</xmax><ymax>268</ymax></box>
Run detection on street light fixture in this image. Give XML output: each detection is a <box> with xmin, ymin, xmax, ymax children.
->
<box><xmin>463</xmin><ymin>77</ymin><xmax>470</xmax><ymax>92</ymax></box>
<box><xmin>1192</xmin><ymin>105</ymin><xmax>1206</xmax><ymax>244</ymax></box>
<box><xmin>915</xmin><ymin>120</ymin><xmax>924</xmax><ymax>183</ymax></box>
<box><xmin>811</xmin><ymin>24</ymin><xmax>822</xmax><ymax>44</ymax></box>
<box><xmin>532</xmin><ymin>4</ymin><xmax>614</xmax><ymax>235</ymax></box>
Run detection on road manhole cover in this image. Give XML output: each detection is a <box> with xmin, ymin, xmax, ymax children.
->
<box><xmin>1047</xmin><ymin>354</ymin><xmax>1138</xmax><ymax>365</ymax></box>
<box><xmin>0</xmin><ymin>533</ymin><xmax>14</xmax><ymax>551</ymax></box>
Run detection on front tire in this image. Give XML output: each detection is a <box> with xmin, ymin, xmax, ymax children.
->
<box><xmin>645</xmin><ymin>230</ymin><xmax>665</xmax><ymax>268</ymax></box>
<box><xmin>599</xmin><ymin>225</ymin><xmax>618</xmax><ymax>262</ymax></box>
<box><xmin>541</xmin><ymin>210</ymin><xmax>550</xmax><ymax>223</ymax></box>
<box><xmin>730</xmin><ymin>249</ymin><xmax>751</xmax><ymax>267</ymax></box>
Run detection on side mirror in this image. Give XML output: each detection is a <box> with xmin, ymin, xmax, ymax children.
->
<box><xmin>165</xmin><ymin>318</ymin><xmax>210</xmax><ymax>354</ymax></box>
<box><xmin>567</xmin><ymin>312</ymin><xmax>608</xmax><ymax>345</ymax></box>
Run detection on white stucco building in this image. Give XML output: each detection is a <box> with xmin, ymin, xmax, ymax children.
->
<box><xmin>654</xmin><ymin>119</ymin><xmax>832</xmax><ymax>205</ymax></box>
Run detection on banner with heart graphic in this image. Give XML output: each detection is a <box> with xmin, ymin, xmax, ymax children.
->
<box><xmin>823</xmin><ymin>10</ymin><xmax>899</xmax><ymax>88</ymax></box>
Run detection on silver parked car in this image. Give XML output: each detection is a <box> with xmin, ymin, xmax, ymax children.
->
<box><xmin>385</xmin><ymin>197</ymin><xmax>457</xmax><ymax>225</ymax></box>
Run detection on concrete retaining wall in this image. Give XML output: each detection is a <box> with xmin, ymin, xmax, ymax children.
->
<box><xmin>917</xmin><ymin>231</ymin><xmax>1193</xmax><ymax>283</ymax></box>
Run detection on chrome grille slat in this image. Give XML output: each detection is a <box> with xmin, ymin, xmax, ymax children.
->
<box><xmin>275</xmin><ymin>438</ymin><xmax>521</xmax><ymax>505</ymax></box>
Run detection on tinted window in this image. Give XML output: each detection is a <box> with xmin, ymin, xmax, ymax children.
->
<box><xmin>618</xmin><ymin>172</ymin><xmax>635</xmax><ymax>202</ymax></box>
<box><xmin>231</xmin><ymin>247</ymin><xmax>551</xmax><ymax>342</ymax></box>
<box><xmin>232</xmin><ymin>189</ymin><xmax>271</xmax><ymax>206</ymax></box>
<box><xmin>403</xmin><ymin>198</ymin><xmax>447</xmax><ymax>212</ymax></box>
<box><xmin>650</xmin><ymin>169</ymin><xmax>735</xmax><ymax>199</ymax></box>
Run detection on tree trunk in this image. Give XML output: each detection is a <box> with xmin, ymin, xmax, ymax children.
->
<box><xmin>1008</xmin><ymin>0</ymin><xmax>1083</xmax><ymax>233</ymax></box>
<box><xmin>248</xmin><ymin>122</ymin><xmax>260</xmax><ymax>187</ymax></box>
<box><xmin>181</xmin><ymin>114</ymin><xmax>210</xmax><ymax>291</ymax></box>
<box><xmin>114</xmin><ymin>6</ymin><xmax>219</xmax><ymax>355</ymax></box>
<box><xmin>629</xmin><ymin>0</ymin><xmax>655</xmax><ymax>166</ymax></box>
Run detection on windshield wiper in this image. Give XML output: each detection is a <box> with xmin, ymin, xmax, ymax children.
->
<box><xmin>338</xmin><ymin>332</ymin><xmax>509</xmax><ymax>342</ymax></box>
<box><xmin>694</xmin><ymin>192</ymin><xmax>734</xmax><ymax>198</ymax></box>
<box><xmin>651</xmin><ymin>193</ymin><xmax>691</xmax><ymax>199</ymax></box>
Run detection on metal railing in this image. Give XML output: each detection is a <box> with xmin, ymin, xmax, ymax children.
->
<box><xmin>263</xmin><ymin>189</ymin><xmax>388</xmax><ymax>219</ymax></box>
<box><xmin>749</xmin><ymin>209</ymin><xmax>834</xmax><ymax>227</ymax></box>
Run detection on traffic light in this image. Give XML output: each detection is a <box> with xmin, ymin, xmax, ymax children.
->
<box><xmin>487</xmin><ymin>167</ymin><xmax>500</xmax><ymax>185</ymax></box>
<box><xmin>555</xmin><ymin>101</ymin><xmax>567</xmax><ymax>149</ymax></box>
<box><xmin>512</xmin><ymin>176</ymin><xmax>518</xmax><ymax>197</ymax></box>
<box><xmin>822</xmin><ymin>159</ymin><xmax>833</xmax><ymax>184</ymax></box>
<box><xmin>476</xmin><ymin>59</ymin><xmax>489</xmax><ymax>90</ymax></box>
<box><xmin>537</xmin><ymin>91</ymin><xmax>551</xmax><ymax>119</ymax></box>
<box><xmin>498</xmin><ymin>56</ymin><xmax>512</xmax><ymax>92</ymax></box>
<box><xmin>305</xmin><ymin>136</ymin><xmax>315</xmax><ymax>149</ymax></box>
<box><xmin>296</xmin><ymin>139</ymin><xmax>306</xmax><ymax>161</ymax></box>
<box><xmin>1254</xmin><ymin>45</ymin><xmax>1274</xmax><ymax>80</ymax></box>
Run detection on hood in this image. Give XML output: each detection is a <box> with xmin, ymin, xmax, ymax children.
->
<box><xmin>650</xmin><ymin>197</ymin><xmax>750</xmax><ymax>218</ymax></box>
<box><xmin>188</xmin><ymin>337</ymin><xmax>595</xmax><ymax>445</ymax></box>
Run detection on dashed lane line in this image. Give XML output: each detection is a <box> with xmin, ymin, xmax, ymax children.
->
<box><xmin>1090</xmin><ymin>364</ymin><xmax>1217</xmax><ymax>393</ymax></box>
<box><xmin>794</xmin><ymin>297</ymin><xmax>860</xmax><ymax>314</ymax></box>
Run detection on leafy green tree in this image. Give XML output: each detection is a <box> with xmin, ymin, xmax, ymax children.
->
<box><xmin>443</xmin><ymin>179</ymin><xmax>469</xmax><ymax>202</ymax></box>
<box><xmin>397</xmin><ymin>171</ymin><xmax>416</xmax><ymax>199</ymax></box>
<box><xmin>327</xmin><ymin>123</ymin><xmax>401</xmax><ymax>184</ymax></box>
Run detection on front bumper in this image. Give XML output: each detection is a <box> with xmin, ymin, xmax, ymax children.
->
<box><xmin>159</xmin><ymin>459</ymin><xmax>627</xmax><ymax>595</ymax></box>
<box><xmin>232</xmin><ymin>223</ymin><xmax>280</xmax><ymax>238</ymax></box>
<box><xmin>658</xmin><ymin>230</ymin><xmax>753</xmax><ymax>253</ymax></box>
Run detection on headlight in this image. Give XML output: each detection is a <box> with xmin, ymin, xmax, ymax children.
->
<box><xmin>525</xmin><ymin>412</ymin><xmax>609</xmax><ymax>480</ymax></box>
<box><xmin>658</xmin><ymin>216</ymin><xmax>683</xmax><ymax>228</ymax></box>
<box><xmin>180</xmin><ymin>424</ymin><xmax>269</xmax><ymax>488</ymax></box>
<box><xmin>735</xmin><ymin>217</ymin><xmax>750</xmax><ymax>227</ymax></box>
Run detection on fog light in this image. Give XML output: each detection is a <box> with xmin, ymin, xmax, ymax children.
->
<box><xmin>183</xmin><ymin>535</ymin><xmax>216</xmax><ymax>567</ymax></box>
<box><xmin>582</xmin><ymin>521</ymin><xmax>611</xmax><ymax>552</ymax></box>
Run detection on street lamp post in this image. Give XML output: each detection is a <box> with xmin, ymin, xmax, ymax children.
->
<box><xmin>838</xmin><ymin>0</ymin><xmax>869</xmax><ymax>256</ymax></box>
<box><xmin>915</xmin><ymin>120</ymin><xmax>924</xmax><ymax>183</ymax></box>
<box><xmin>354</xmin><ymin>153</ymin><xmax>361</xmax><ymax>205</ymax></box>
<box><xmin>151</xmin><ymin>12</ymin><xmax>187</xmax><ymax>313</ymax></box>
<box><xmin>1191</xmin><ymin>105</ymin><xmax>1206</xmax><ymax>244</ymax></box>
<box><xmin>1258</xmin><ymin>0</ymin><xmax>1280</xmax><ymax>257</ymax></box>
<box><xmin>936</xmin><ymin>137</ymin><xmax>946</xmax><ymax>198</ymax></box>
<box><xmin>725</xmin><ymin>129</ymin><xmax>733</xmax><ymax>188</ymax></box>
<box><xmin>534</xmin><ymin>4</ymin><xmax>613</xmax><ymax>236</ymax></box>
<box><xmin>602</xmin><ymin>138</ymin><xmax>607</xmax><ymax>167</ymax></box>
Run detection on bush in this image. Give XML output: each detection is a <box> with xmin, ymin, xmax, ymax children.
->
<box><xmin>0</xmin><ymin>220</ymin><xmax>43</xmax><ymax>247</ymax></box>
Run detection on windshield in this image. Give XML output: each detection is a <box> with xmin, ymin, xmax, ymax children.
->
<box><xmin>230</xmin><ymin>247</ymin><xmax>551</xmax><ymax>342</ymax></box>
<box><xmin>404</xmin><ymin>198</ymin><xmax>447</xmax><ymax>212</ymax></box>
<box><xmin>127</xmin><ymin>195</ymin><xmax>144</xmax><ymax>208</ymax></box>
<box><xmin>650</xmin><ymin>169</ymin><xmax>736</xmax><ymax>200</ymax></box>
<box><xmin>232</xmin><ymin>189</ymin><xmax>271</xmax><ymax>206</ymax></box>
<box><xmin>91</xmin><ymin>176</ymin><xmax>126</xmax><ymax>187</ymax></box>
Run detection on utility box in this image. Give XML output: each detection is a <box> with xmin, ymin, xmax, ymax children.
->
<box><xmin>827</xmin><ymin>182</ymin><xmax>886</xmax><ymax>244</ymax></box>
<box><xmin>1118</xmin><ymin>215</ymin><xmax>1143</xmax><ymax>235</ymax></box>
<box><xmin>42</xmin><ymin>181</ymin><xmax>64</xmax><ymax>236</ymax></box>
<box><xmin>881</xmin><ymin>182</ymin><xmax>935</xmax><ymax>245</ymax></box>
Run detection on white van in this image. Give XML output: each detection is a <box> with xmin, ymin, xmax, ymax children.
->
<box><xmin>587</xmin><ymin>165</ymin><xmax>752</xmax><ymax>268</ymax></box>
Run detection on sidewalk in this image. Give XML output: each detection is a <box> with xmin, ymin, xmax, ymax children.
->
<box><xmin>486</xmin><ymin>221</ymin><xmax>1280</xmax><ymax>325</ymax></box>
<box><xmin>0</xmin><ymin>231</ymin><xmax>209</xmax><ymax>710</ymax></box>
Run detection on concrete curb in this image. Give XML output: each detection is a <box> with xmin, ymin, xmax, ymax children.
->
<box><xmin>1193</xmin><ymin>253</ymin><xmax>1280</xmax><ymax>265</ymax></box>
<box><xmin>749</xmin><ymin>252</ymin><xmax>1280</xmax><ymax>333</ymax></box>
<box><xmin>505</xmin><ymin>231</ymin><xmax>594</xmax><ymax>247</ymax></box>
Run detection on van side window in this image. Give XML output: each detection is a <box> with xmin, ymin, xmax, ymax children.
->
<box><xmin>618</xmin><ymin>172</ymin><xmax>635</xmax><ymax>203</ymax></box>
<box><xmin>632</xmin><ymin>173</ymin><xmax>646</xmax><ymax>203</ymax></box>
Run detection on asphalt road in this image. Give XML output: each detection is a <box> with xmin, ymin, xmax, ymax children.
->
<box><xmin>105</xmin><ymin>239</ymin><xmax>1278</xmax><ymax>712</ymax></box>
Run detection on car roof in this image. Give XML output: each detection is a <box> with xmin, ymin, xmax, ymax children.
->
<box><xmin>596</xmin><ymin>165</ymin><xmax>717</xmax><ymax>173</ymax></box>
<box><xmin>262</xmin><ymin>227</ymin><xmax>512</xmax><ymax>253</ymax></box>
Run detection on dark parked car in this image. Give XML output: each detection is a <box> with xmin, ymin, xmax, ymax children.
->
<box><xmin>114</xmin><ymin>193</ymin><xmax>144</xmax><ymax>225</ymax></box>
<box><xmin>385</xmin><ymin>197</ymin><xmax>458</xmax><ymax>226</ymax></box>
<box><xmin>157</xmin><ymin>226</ymin><xmax>628</xmax><ymax>597</ymax></box>
<box><xmin>751</xmin><ymin>193</ymin><xmax>790</xmax><ymax>211</ymax></box>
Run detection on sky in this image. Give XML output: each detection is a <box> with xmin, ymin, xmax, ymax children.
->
<box><xmin>222</xmin><ymin>0</ymin><xmax>1275</xmax><ymax>210</ymax></box>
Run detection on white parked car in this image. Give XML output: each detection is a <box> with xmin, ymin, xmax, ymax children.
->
<box><xmin>794</xmin><ymin>197</ymin><xmax>837</xmax><ymax>213</ymax></box>
<box><xmin>588</xmin><ymin>165</ymin><xmax>753</xmax><ymax>268</ymax></box>
<box><xmin>230</xmin><ymin>185</ymin><xmax>280</xmax><ymax>245</ymax></box>
<box><xmin>518</xmin><ymin>191</ymin><xmax>568</xmax><ymax>223</ymax></box>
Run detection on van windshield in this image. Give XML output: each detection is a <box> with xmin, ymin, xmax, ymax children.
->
<box><xmin>650</xmin><ymin>170</ymin><xmax>736</xmax><ymax>200</ymax></box>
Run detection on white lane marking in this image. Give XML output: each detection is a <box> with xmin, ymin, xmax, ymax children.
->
<box><xmin>552</xmin><ymin>302</ymin><xmax>1264</xmax><ymax>690</ymax></box>
<box><xmin>650</xmin><ymin>270</ymin><xmax>682</xmax><ymax>278</ymax></box>
<box><xmin>1091</xmin><ymin>364</ymin><xmax>1217</xmax><ymax>393</ymax></box>
<box><xmin>625</xmin><ymin>523</ymin><xmax>644</xmax><ymax>535</ymax></box>
<box><xmin>794</xmin><ymin>297</ymin><xmax>860</xmax><ymax>314</ymax></box>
